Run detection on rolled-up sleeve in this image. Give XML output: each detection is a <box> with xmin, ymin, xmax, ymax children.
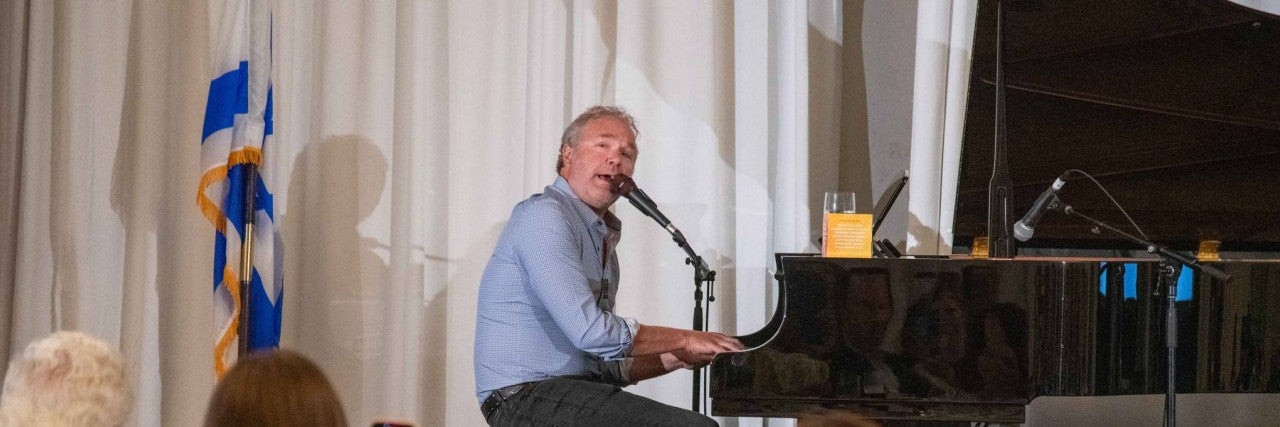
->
<box><xmin>510</xmin><ymin>202</ymin><xmax>635</xmax><ymax>359</ymax></box>
<box><xmin>593</xmin><ymin>358</ymin><xmax>635</xmax><ymax>386</ymax></box>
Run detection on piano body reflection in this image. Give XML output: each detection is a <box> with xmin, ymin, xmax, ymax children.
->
<box><xmin>710</xmin><ymin>257</ymin><xmax>1280</xmax><ymax>422</ymax></box>
<box><xmin>710</xmin><ymin>0</ymin><xmax>1280</xmax><ymax>422</ymax></box>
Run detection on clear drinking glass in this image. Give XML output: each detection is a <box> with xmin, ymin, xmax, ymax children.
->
<box><xmin>823</xmin><ymin>192</ymin><xmax>856</xmax><ymax>214</ymax></box>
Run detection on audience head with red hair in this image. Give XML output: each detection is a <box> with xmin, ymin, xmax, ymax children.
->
<box><xmin>204</xmin><ymin>348</ymin><xmax>347</xmax><ymax>427</ymax></box>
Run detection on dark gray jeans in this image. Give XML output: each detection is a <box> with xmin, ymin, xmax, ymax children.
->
<box><xmin>483</xmin><ymin>377</ymin><xmax>717</xmax><ymax>426</ymax></box>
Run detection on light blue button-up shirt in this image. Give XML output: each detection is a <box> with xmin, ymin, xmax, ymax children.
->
<box><xmin>474</xmin><ymin>177</ymin><xmax>639</xmax><ymax>403</ymax></box>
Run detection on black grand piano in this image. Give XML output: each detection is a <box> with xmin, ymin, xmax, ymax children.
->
<box><xmin>709</xmin><ymin>0</ymin><xmax>1280</xmax><ymax>423</ymax></box>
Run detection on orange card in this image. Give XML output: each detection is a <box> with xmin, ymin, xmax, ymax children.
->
<box><xmin>823</xmin><ymin>213</ymin><xmax>873</xmax><ymax>258</ymax></box>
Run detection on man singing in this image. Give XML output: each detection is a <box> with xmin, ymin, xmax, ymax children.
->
<box><xmin>474</xmin><ymin>106</ymin><xmax>743</xmax><ymax>426</ymax></box>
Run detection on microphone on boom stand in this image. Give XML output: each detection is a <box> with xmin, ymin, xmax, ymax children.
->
<box><xmin>608</xmin><ymin>174</ymin><xmax>687</xmax><ymax>245</ymax></box>
<box><xmin>1013</xmin><ymin>174</ymin><xmax>1068</xmax><ymax>242</ymax></box>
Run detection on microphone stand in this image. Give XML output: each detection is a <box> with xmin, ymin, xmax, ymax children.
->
<box><xmin>988</xmin><ymin>0</ymin><xmax>1017</xmax><ymax>258</ymax></box>
<box><xmin>668</xmin><ymin>230</ymin><xmax>716</xmax><ymax>415</ymax></box>
<box><xmin>1055</xmin><ymin>203</ymin><xmax>1229</xmax><ymax>427</ymax></box>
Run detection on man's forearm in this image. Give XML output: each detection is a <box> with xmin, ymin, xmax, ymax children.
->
<box><xmin>630</xmin><ymin>324</ymin><xmax>744</xmax><ymax>357</ymax></box>
<box><xmin>626</xmin><ymin>354</ymin><xmax>674</xmax><ymax>383</ymax></box>
<box><xmin>630</xmin><ymin>324</ymin><xmax>687</xmax><ymax>356</ymax></box>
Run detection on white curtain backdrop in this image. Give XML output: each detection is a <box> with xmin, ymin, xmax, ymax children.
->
<box><xmin>0</xmin><ymin>0</ymin><xmax>929</xmax><ymax>426</ymax></box>
<box><xmin>907</xmin><ymin>0</ymin><xmax>974</xmax><ymax>255</ymax></box>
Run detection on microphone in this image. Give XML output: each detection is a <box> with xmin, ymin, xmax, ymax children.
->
<box><xmin>1013</xmin><ymin>175</ymin><xmax>1067</xmax><ymax>242</ymax></box>
<box><xmin>608</xmin><ymin>174</ymin><xmax>683</xmax><ymax>240</ymax></box>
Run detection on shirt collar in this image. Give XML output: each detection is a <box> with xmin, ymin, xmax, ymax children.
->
<box><xmin>551</xmin><ymin>176</ymin><xmax>622</xmax><ymax>231</ymax></box>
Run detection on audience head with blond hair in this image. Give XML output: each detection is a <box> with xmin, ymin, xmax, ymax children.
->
<box><xmin>204</xmin><ymin>348</ymin><xmax>346</xmax><ymax>427</ymax></box>
<box><xmin>0</xmin><ymin>330</ymin><xmax>132</xmax><ymax>427</ymax></box>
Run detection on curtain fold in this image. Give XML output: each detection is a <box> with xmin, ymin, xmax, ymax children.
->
<box><xmin>0</xmin><ymin>0</ymin><xmax>32</xmax><ymax>374</ymax></box>
<box><xmin>907</xmin><ymin>0</ymin><xmax>974</xmax><ymax>255</ymax></box>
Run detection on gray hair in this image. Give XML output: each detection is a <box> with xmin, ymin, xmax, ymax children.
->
<box><xmin>556</xmin><ymin>105</ymin><xmax>640</xmax><ymax>172</ymax></box>
<box><xmin>0</xmin><ymin>331</ymin><xmax>132</xmax><ymax>426</ymax></box>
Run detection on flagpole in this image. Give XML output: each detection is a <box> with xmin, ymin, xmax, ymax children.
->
<box><xmin>237</xmin><ymin>163</ymin><xmax>258</xmax><ymax>357</ymax></box>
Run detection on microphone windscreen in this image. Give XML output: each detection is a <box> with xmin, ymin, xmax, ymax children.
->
<box><xmin>608</xmin><ymin>174</ymin><xmax>636</xmax><ymax>197</ymax></box>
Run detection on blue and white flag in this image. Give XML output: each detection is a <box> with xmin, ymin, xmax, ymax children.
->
<box><xmin>197</xmin><ymin>0</ymin><xmax>281</xmax><ymax>377</ymax></box>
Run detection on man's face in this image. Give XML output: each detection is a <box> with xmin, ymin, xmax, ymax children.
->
<box><xmin>559</xmin><ymin>116</ymin><xmax>638</xmax><ymax>214</ymax></box>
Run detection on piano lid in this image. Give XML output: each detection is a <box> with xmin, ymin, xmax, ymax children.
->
<box><xmin>954</xmin><ymin>0</ymin><xmax>1280</xmax><ymax>252</ymax></box>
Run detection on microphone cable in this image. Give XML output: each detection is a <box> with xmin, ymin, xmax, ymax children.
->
<box><xmin>1061</xmin><ymin>169</ymin><xmax>1149</xmax><ymax>241</ymax></box>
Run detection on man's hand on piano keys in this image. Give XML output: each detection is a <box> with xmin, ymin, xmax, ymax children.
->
<box><xmin>682</xmin><ymin>331</ymin><xmax>744</xmax><ymax>356</ymax></box>
<box><xmin>662</xmin><ymin>349</ymin><xmax>714</xmax><ymax>370</ymax></box>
